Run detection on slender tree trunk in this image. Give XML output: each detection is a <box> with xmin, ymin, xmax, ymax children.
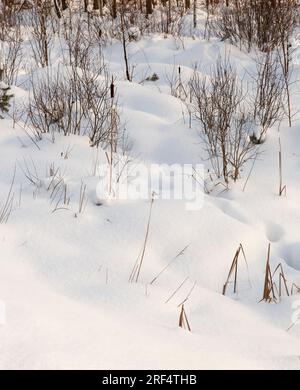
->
<box><xmin>53</xmin><ymin>0</ymin><xmax>62</xmax><ymax>18</ymax></box>
<box><xmin>42</xmin><ymin>20</ymin><xmax>48</xmax><ymax>66</ymax></box>
<box><xmin>283</xmin><ymin>41</ymin><xmax>292</xmax><ymax>128</ymax></box>
<box><xmin>53</xmin><ymin>0</ymin><xmax>68</xmax><ymax>18</ymax></box>
<box><xmin>146</xmin><ymin>0</ymin><xmax>153</xmax><ymax>16</ymax></box>
<box><xmin>221</xmin><ymin>142</ymin><xmax>228</xmax><ymax>184</ymax></box>
<box><xmin>193</xmin><ymin>0</ymin><xmax>197</xmax><ymax>28</ymax></box>
<box><xmin>61</xmin><ymin>0</ymin><xmax>68</xmax><ymax>10</ymax></box>
<box><xmin>112</xmin><ymin>0</ymin><xmax>117</xmax><ymax>18</ymax></box>
<box><xmin>120</xmin><ymin>5</ymin><xmax>131</xmax><ymax>82</ymax></box>
<box><xmin>93</xmin><ymin>0</ymin><xmax>100</xmax><ymax>10</ymax></box>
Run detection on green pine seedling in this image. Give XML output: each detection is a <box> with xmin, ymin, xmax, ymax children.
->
<box><xmin>0</xmin><ymin>84</ymin><xmax>13</xmax><ymax>119</ymax></box>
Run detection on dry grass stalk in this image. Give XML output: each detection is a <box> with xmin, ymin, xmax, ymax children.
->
<box><xmin>176</xmin><ymin>67</ymin><xmax>188</xmax><ymax>102</ymax></box>
<box><xmin>61</xmin><ymin>144</ymin><xmax>73</xmax><ymax>160</ymax></box>
<box><xmin>165</xmin><ymin>276</ymin><xmax>189</xmax><ymax>304</ymax></box>
<box><xmin>129</xmin><ymin>195</ymin><xmax>155</xmax><ymax>283</ymax></box>
<box><xmin>51</xmin><ymin>184</ymin><xmax>70</xmax><ymax>214</ymax></box>
<box><xmin>261</xmin><ymin>245</ymin><xmax>292</xmax><ymax>303</ymax></box>
<box><xmin>222</xmin><ymin>244</ymin><xmax>248</xmax><ymax>296</ymax></box>
<box><xmin>179</xmin><ymin>305</ymin><xmax>191</xmax><ymax>332</ymax></box>
<box><xmin>261</xmin><ymin>244</ymin><xmax>277</xmax><ymax>302</ymax></box>
<box><xmin>149</xmin><ymin>244</ymin><xmax>189</xmax><ymax>286</ymax></box>
<box><xmin>177</xmin><ymin>281</ymin><xmax>197</xmax><ymax>307</ymax></box>
<box><xmin>45</xmin><ymin>163</ymin><xmax>70</xmax><ymax>213</ymax></box>
<box><xmin>272</xmin><ymin>263</ymin><xmax>290</xmax><ymax>299</ymax></box>
<box><xmin>19</xmin><ymin>158</ymin><xmax>40</xmax><ymax>187</ymax></box>
<box><xmin>18</xmin><ymin>183</ymin><xmax>22</xmax><ymax>208</ymax></box>
<box><xmin>279</xmin><ymin>137</ymin><xmax>286</xmax><ymax>196</ymax></box>
<box><xmin>0</xmin><ymin>167</ymin><xmax>16</xmax><ymax>224</ymax></box>
<box><xmin>7</xmin><ymin>110</ymin><xmax>41</xmax><ymax>150</ymax></box>
<box><xmin>78</xmin><ymin>181</ymin><xmax>87</xmax><ymax>215</ymax></box>
<box><xmin>291</xmin><ymin>283</ymin><xmax>300</xmax><ymax>295</ymax></box>
<box><xmin>242</xmin><ymin>153</ymin><xmax>258</xmax><ymax>192</ymax></box>
<box><xmin>106</xmin><ymin>268</ymin><xmax>109</xmax><ymax>285</ymax></box>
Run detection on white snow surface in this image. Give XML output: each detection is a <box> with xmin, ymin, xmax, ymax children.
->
<box><xmin>1</xmin><ymin>15</ymin><xmax>300</xmax><ymax>370</ymax></box>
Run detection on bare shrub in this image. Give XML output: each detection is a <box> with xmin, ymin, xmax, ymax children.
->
<box><xmin>0</xmin><ymin>9</ymin><xmax>22</xmax><ymax>86</ymax></box>
<box><xmin>277</xmin><ymin>35</ymin><xmax>294</xmax><ymax>128</ymax></box>
<box><xmin>27</xmin><ymin>1</ymin><xmax>54</xmax><ymax>68</ymax></box>
<box><xmin>62</xmin><ymin>13</ymin><xmax>89</xmax><ymax>68</ymax></box>
<box><xmin>212</xmin><ymin>0</ymin><xmax>299</xmax><ymax>52</ymax></box>
<box><xmin>25</xmin><ymin>64</ymin><xmax>113</xmax><ymax>145</ymax></box>
<box><xmin>228</xmin><ymin>109</ymin><xmax>257</xmax><ymax>181</ymax></box>
<box><xmin>191</xmin><ymin>56</ymin><xmax>257</xmax><ymax>184</ymax></box>
<box><xmin>251</xmin><ymin>52</ymin><xmax>284</xmax><ymax>143</ymax></box>
<box><xmin>61</xmin><ymin>11</ymin><xmax>105</xmax><ymax>68</ymax></box>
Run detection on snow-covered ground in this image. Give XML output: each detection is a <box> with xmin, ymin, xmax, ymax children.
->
<box><xmin>1</xmin><ymin>8</ymin><xmax>300</xmax><ymax>370</ymax></box>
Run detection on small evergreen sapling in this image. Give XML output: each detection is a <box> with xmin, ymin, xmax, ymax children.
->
<box><xmin>146</xmin><ymin>73</ymin><xmax>159</xmax><ymax>82</ymax></box>
<box><xmin>0</xmin><ymin>82</ymin><xmax>13</xmax><ymax>119</ymax></box>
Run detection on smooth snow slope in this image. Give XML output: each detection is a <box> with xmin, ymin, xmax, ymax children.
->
<box><xmin>1</xmin><ymin>16</ymin><xmax>300</xmax><ymax>369</ymax></box>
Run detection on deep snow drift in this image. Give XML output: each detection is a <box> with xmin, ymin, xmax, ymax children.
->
<box><xmin>1</xmin><ymin>9</ymin><xmax>300</xmax><ymax>370</ymax></box>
